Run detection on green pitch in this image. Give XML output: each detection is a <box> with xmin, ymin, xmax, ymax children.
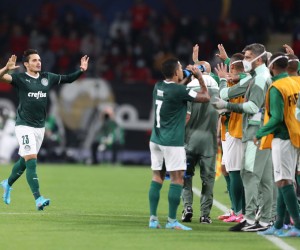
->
<box><xmin>0</xmin><ymin>164</ymin><xmax>298</xmax><ymax>250</ymax></box>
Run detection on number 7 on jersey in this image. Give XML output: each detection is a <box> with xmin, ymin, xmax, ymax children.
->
<box><xmin>155</xmin><ymin>100</ymin><xmax>163</xmax><ymax>128</ymax></box>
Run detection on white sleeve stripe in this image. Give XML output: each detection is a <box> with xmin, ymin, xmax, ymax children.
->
<box><xmin>240</xmin><ymin>75</ymin><xmax>252</xmax><ymax>85</ymax></box>
<box><xmin>242</xmin><ymin>100</ymin><xmax>259</xmax><ymax>114</ymax></box>
<box><xmin>220</xmin><ymin>88</ymin><xmax>229</xmax><ymax>100</ymax></box>
<box><xmin>188</xmin><ymin>89</ymin><xmax>197</xmax><ymax>98</ymax></box>
<box><xmin>58</xmin><ymin>75</ymin><xmax>61</xmax><ymax>84</ymax></box>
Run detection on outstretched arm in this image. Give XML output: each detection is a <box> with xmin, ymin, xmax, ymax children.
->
<box><xmin>0</xmin><ymin>55</ymin><xmax>20</xmax><ymax>83</ymax></box>
<box><xmin>58</xmin><ymin>55</ymin><xmax>89</xmax><ymax>84</ymax></box>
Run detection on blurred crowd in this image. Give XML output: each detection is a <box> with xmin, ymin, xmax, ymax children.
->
<box><xmin>0</xmin><ymin>0</ymin><xmax>299</xmax><ymax>85</ymax></box>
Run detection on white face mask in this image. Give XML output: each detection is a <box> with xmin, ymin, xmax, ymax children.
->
<box><xmin>242</xmin><ymin>51</ymin><xmax>267</xmax><ymax>72</ymax></box>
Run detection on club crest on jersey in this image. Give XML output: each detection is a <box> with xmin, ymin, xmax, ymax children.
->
<box><xmin>24</xmin><ymin>145</ymin><xmax>31</xmax><ymax>151</ymax></box>
<box><xmin>41</xmin><ymin>78</ymin><xmax>48</xmax><ymax>86</ymax></box>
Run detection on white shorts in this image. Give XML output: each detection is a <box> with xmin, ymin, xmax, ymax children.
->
<box><xmin>221</xmin><ymin>133</ymin><xmax>229</xmax><ymax>168</ymax></box>
<box><xmin>272</xmin><ymin>138</ymin><xmax>297</xmax><ymax>182</ymax></box>
<box><xmin>15</xmin><ymin>125</ymin><xmax>45</xmax><ymax>157</ymax></box>
<box><xmin>149</xmin><ymin>142</ymin><xmax>186</xmax><ymax>172</ymax></box>
<box><xmin>226</xmin><ymin>133</ymin><xmax>243</xmax><ymax>171</ymax></box>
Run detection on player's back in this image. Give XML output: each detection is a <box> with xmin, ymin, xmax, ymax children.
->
<box><xmin>150</xmin><ymin>80</ymin><xmax>190</xmax><ymax>147</ymax></box>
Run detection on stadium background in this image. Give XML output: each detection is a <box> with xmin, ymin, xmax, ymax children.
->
<box><xmin>0</xmin><ymin>0</ymin><xmax>299</xmax><ymax>164</ymax></box>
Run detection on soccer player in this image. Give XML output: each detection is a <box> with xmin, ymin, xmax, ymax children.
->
<box><xmin>148</xmin><ymin>58</ymin><xmax>210</xmax><ymax>230</ymax></box>
<box><xmin>213</xmin><ymin>43</ymin><xmax>274</xmax><ymax>232</ymax></box>
<box><xmin>181</xmin><ymin>63</ymin><xmax>219</xmax><ymax>224</ymax></box>
<box><xmin>0</xmin><ymin>49</ymin><xmax>89</xmax><ymax>210</ymax></box>
<box><xmin>255</xmin><ymin>52</ymin><xmax>300</xmax><ymax>237</ymax></box>
<box><xmin>215</xmin><ymin>54</ymin><xmax>246</xmax><ymax>223</ymax></box>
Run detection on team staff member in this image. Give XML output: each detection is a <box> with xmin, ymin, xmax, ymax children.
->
<box><xmin>181</xmin><ymin>68</ymin><xmax>219</xmax><ymax>224</ymax></box>
<box><xmin>213</xmin><ymin>43</ymin><xmax>273</xmax><ymax>232</ymax></box>
<box><xmin>215</xmin><ymin>53</ymin><xmax>245</xmax><ymax>223</ymax></box>
<box><xmin>256</xmin><ymin>53</ymin><xmax>300</xmax><ymax>237</ymax></box>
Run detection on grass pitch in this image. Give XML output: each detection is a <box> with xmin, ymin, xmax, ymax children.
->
<box><xmin>0</xmin><ymin>164</ymin><xmax>298</xmax><ymax>250</ymax></box>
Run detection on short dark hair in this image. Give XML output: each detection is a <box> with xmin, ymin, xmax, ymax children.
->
<box><xmin>161</xmin><ymin>58</ymin><xmax>179</xmax><ymax>78</ymax></box>
<box><xmin>22</xmin><ymin>49</ymin><xmax>38</xmax><ymax>63</ymax></box>
<box><xmin>230</xmin><ymin>53</ymin><xmax>244</xmax><ymax>71</ymax></box>
<box><xmin>287</xmin><ymin>54</ymin><xmax>299</xmax><ymax>73</ymax></box>
<box><xmin>243</xmin><ymin>43</ymin><xmax>267</xmax><ymax>63</ymax></box>
<box><xmin>269</xmin><ymin>52</ymin><xmax>288</xmax><ymax>70</ymax></box>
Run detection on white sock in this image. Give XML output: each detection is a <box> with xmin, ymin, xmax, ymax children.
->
<box><xmin>150</xmin><ymin>215</ymin><xmax>158</xmax><ymax>221</ymax></box>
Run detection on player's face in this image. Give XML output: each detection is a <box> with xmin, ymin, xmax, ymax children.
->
<box><xmin>25</xmin><ymin>54</ymin><xmax>41</xmax><ymax>73</ymax></box>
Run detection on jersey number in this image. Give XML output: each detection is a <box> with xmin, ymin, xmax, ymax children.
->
<box><xmin>155</xmin><ymin>100</ymin><xmax>163</xmax><ymax>128</ymax></box>
<box><xmin>22</xmin><ymin>135</ymin><xmax>29</xmax><ymax>145</ymax></box>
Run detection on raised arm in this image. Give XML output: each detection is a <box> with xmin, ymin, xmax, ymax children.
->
<box><xmin>216</xmin><ymin>44</ymin><xmax>229</xmax><ymax>62</ymax></box>
<box><xmin>192</xmin><ymin>44</ymin><xmax>200</xmax><ymax>63</ymax></box>
<box><xmin>79</xmin><ymin>55</ymin><xmax>89</xmax><ymax>72</ymax></box>
<box><xmin>283</xmin><ymin>44</ymin><xmax>294</xmax><ymax>55</ymax></box>
<box><xmin>0</xmin><ymin>55</ymin><xmax>20</xmax><ymax>83</ymax></box>
<box><xmin>187</xmin><ymin>65</ymin><xmax>210</xmax><ymax>103</ymax></box>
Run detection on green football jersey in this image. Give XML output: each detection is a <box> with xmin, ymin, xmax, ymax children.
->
<box><xmin>11</xmin><ymin>71</ymin><xmax>82</xmax><ymax>128</ymax></box>
<box><xmin>150</xmin><ymin>80</ymin><xmax>197</xmax><ymax>146</ymax></box>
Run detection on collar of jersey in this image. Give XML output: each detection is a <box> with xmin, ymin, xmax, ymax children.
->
<box><xmin>163</xmin><ymin>80</ymin><xmax>175</xmax><ymax>84</ymax></box>
<box><xmin>25</xmin><ymin>72</ymin><xmax>40</xmax><ymax>79</ymax></box>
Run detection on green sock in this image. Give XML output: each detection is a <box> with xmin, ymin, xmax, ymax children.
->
<box><xmin>148</xmin><ymin>181</ymin><xmax>162</xmax><ymax>216</ymax></box>
<box><xmin>224</xmin><ymin>175</ymin><xmax>233</xmax><ymax>207</ymax></box>
<box><xmin>283</xmin><ymin>210</ymin><xmax>291</xmax><ymax>225</ymax></box>
<box><xmin>274</xmin><ymin>188</ymin><xmax>286</xmax><ymax>229</ymax></box>
<box><xmin>168</xmin><ymin>183</ymin><xmax>182</xmax><ymax>220</ymax></box>
<box><xmin>8</xmin><ymin>157</ymin><xmax>26</xmax><ymax>186</ymax></box>
<box><xmin>281</xmin><ymin>184</ymin><xmax>300</xmax><ymax>229</ymax></box>
<box><xmin>25</xmin><ymin>159</ymin><xmax>40</xmax><ymax>200</ymax></box>
<box><xmin>297</xmin><ymin>175</ymin><xmax>300</xmax><ymax>186</ymax></box>
<box><xmin>229</xmin><ymin>171</ymin><xmax>244</xmax><ymax>214</ymax></box>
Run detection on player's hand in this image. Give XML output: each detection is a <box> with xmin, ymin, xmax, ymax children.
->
<box><xmin>215</xmin><ymin>63</ymin><xmax>227</xmax><ymax>79</ymax></box>
<box><xmin>253</xmin><ymin>137</ymin><xmax>260</xmax><ymax>147</ymax></box>
<box><xmin>192</xmin><ymin>44</ymin><xmax>199</xmax><ymax>63</ymax></box>
<box><xmin>6</xmin><ymin>55</ymin><xmax>19</xmax><ymax>71</ymax></box>
<box><xmin>80</xmin><ymin>55</ymin><xmax>89</xmax><ymax>72</ymax></box>
<box><xmin>226</xmin><ymin>72</ymin><xmax>240</xmax><ymax>82</ymax></box>
<box><xmin>191</xmin><ymin>65</ymin><xmax>202</xmax><ymax>79</ymax></box>
<box><xmin>212</xmin><ymin>97</ymin><xmax>228</xmax><ymax>109</ymax></box>
<box><xmin>216</xmin><ymin>44</ymin><xmax>229</xmax><ymax>61</ymax></box>
<box><xmin>283</xmin><ymin>44</ymin><xmax>294</xmax><ymax>55</ymax></box>
<box><xmin>186</xmin><ymin>64</ymin><xmax>203</xmax><ymax>79</ymax></box>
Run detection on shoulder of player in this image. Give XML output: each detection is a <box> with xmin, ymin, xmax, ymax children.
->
<box><xmin>254</xmin><ymin>70</ymin><xmax>271</xmax><ymax>84</ymax></box>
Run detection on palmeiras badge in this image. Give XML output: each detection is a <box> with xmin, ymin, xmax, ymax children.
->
<box><xmin>41</xmin><ymin>78</ymin><xmax>48</xmax><ymax>86</ymax></box>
